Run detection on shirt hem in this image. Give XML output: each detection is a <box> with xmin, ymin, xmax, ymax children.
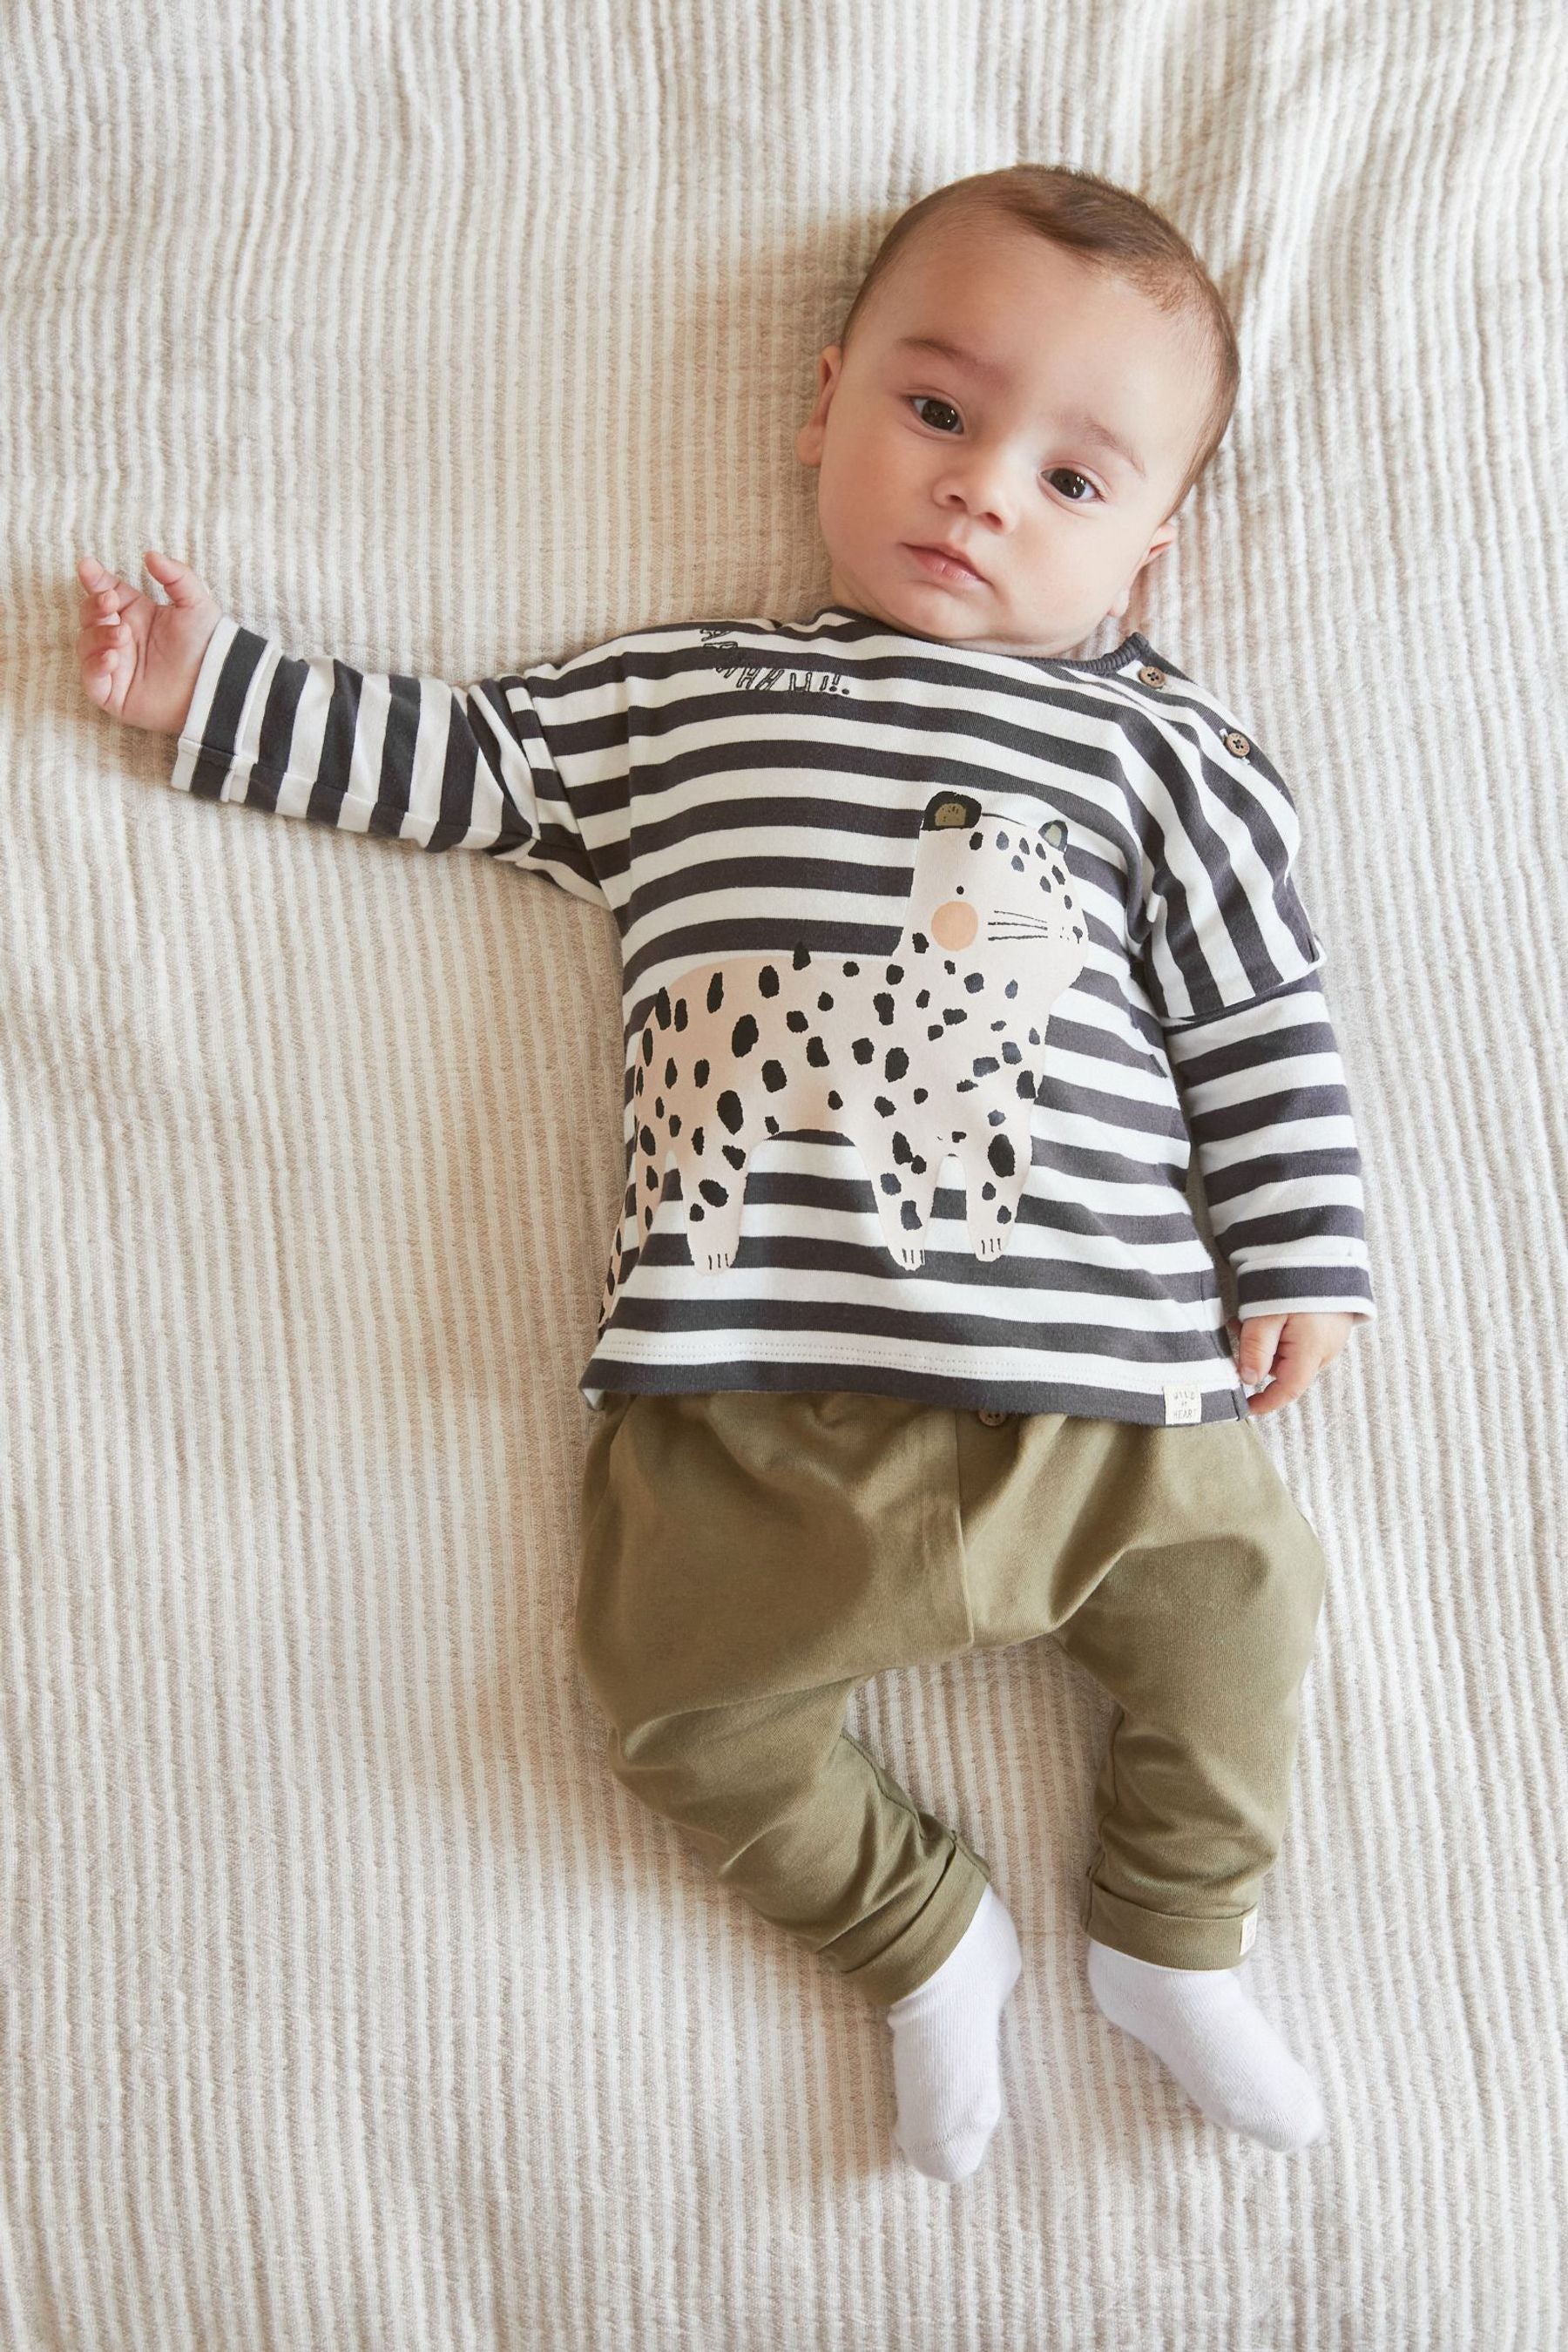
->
<box><xmin>577</xmin><ymin>1353</ymin><xmax>1248</xmax><ymax>1426</ymax></box>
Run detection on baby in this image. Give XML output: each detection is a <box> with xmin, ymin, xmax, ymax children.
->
<box><xmin>76</xmin><ymin>162</ymin><xmax>1374</xmax><ymax>2182</ymax></box>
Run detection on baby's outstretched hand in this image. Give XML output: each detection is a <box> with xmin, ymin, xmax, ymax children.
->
<box><xmin>75</xmin><ymin>550</ymin><xmax>223</xmax><ymax>737</ymax></box>
<box><xmin>1227</xmin><ymin>1310</ymin><xmax>1357</xmax><ymax>1416</ymax></box>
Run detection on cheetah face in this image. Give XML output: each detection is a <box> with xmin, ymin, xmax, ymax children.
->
<box><xmin>909</xmin><ymin>789</ymin><xmax>1085</xmax><ymax>962</ymax></box>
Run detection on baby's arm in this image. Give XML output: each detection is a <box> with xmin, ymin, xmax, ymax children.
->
<box><xmin>75</xmin><ymin>551</ymin><xmax>612</xmax><ymax>905</ymax></box>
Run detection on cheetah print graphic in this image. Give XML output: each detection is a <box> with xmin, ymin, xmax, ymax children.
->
<box><xmin>602</xmin><ymin>788</ymin><xmax>1088</xmax><ymax>1304</ymax></box>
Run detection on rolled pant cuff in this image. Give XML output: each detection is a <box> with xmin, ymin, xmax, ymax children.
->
<box><xmin>835</xmin><ymin>1836</ymin><xmax>994</xmax><ymax>2009</ymax></box>
<box><xmin>1084</xmin><ymin>1878</ymin><xmax>1259</xmax><ymax>1970</ymax></box>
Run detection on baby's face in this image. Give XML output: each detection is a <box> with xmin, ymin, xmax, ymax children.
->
<box><xmin>796</xmin><ymin>216</ymin><xmax>1215</xmax><ymax>658</ymax></box>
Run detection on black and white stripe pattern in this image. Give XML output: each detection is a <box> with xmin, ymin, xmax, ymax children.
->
<box><xmin>171</xmin><ymin>605</ymin><xmax>1374</xmax><ymax>1425</ymax></box>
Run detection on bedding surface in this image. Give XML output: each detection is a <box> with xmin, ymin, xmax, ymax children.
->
<box><xmin>3</xmin><ymin>2</ymin><xmax>1564</xmax><ymax>2343</ymax></box>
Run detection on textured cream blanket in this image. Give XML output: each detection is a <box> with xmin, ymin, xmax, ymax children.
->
<box><xmin>4</xmin><ymin>2</ymin><xmax>1565</xmax><ymax>2343</ymax></box>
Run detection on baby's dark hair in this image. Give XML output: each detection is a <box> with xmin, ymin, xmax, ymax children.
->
<box><xmin>838</xmin><ymin>164</ymin><xmax>1241</xmax><ymax>518</ymax></box>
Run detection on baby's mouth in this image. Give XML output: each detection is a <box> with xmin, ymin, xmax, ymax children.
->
<box><xmin>904</xmin><ymin>542</ymin><xmax>988</xmax><ymax>587</ymax></box>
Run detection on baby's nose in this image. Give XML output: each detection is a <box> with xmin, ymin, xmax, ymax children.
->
<box><xmin>931</xmin><ymin>899</ymin><xmax>978</xmax><ymax>950</ymax></box>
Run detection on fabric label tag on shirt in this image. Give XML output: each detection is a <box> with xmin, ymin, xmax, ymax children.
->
<box><xmin>1239</xmin><ymin>1911</ymin><xmax>1258</xmax><ymax>1957</ymax></box>
<box><xmin>1163</xmin><ymin>1383</ymin><xmax>1202</xmax><ymax>1426</ymax></box>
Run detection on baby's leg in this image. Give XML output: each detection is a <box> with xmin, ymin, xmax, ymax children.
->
<box><xmin>1050</xmin><ymin>1429</ymin><xmax>1329</xmax><ymax>2151</ymax></box>
<box><xmin>572</xmin><ymin>1387</ymin><xmax>1024</xmax><ymax>2180</ymax></box>
<box><xmin>592</xmin><ymin>1676</ymin><xmax>1021</xmax><ymax>2182</ymax></box>
<box><xmin>585</xmin><ymin>1670</ymin><xmax>990</xmax><ymax>2002</ymax></box>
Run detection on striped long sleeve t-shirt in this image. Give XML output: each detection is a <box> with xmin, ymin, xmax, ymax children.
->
<box><xmin>170</xmin><ymin>603</ymin><xmax>1375</xmax><ymax>1426</ymax></box>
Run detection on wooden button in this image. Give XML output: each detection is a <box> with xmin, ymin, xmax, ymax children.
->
<box><xmin>976</xmin><ymin>1408</ymin><xmax>1010</xmax><ymax>1427</ymax></box>
<box><xmin>1138</xmin><ymin>665</ymin><xmax>1167</xmax><ymax>688</ymax></box>
<box><xmin>1223</xmin><ymin>729</ymin><xmax>1252</xmax><ymax>757</ymax></box>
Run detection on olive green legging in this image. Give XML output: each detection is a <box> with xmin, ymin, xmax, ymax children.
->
<box><xmin>572</xmin><ymin>1388</ymin><xmax>1327</xmax><ymax>2010</ymax></box>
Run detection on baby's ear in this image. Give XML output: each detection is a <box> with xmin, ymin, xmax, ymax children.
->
<box><xmin>1110</xmin><ymin>521</ymin><xmax>1177</xmax><ymax>619</ymax></box>
<box><xmin>796</xmin><ymin>344</ymin><xmax>843</xmax><ymax>465</ymax></box>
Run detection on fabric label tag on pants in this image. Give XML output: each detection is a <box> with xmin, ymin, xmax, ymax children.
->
<box><xmin>1164</xmin><ymin>1382</ymin><xmax>1202</xmax><ymax>1425</ymax></box>
<box><xmin>1239</xmin><ymin>1911</ymin><xmax>1258</xmax><ymax>1957</ymax></box>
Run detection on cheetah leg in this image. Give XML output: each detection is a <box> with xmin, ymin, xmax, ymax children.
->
<box><xmin>855</xmin><ymin>1129</ymin><xmax>942</xmax><ymax>1271</ymax></box>
<box><xmin>956</xmin><ymin>1132</ymin><xmax>1031</xmax><ymax>1260</ymax></box>
<box><xmin>674</xmin><ymin>1135</ymin><xmax>751</xmax><ymax>1273</ymax></box>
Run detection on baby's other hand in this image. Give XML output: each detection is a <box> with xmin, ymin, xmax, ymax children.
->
<box><xmin>1226</xmin><ymin>1310</ymin><xmax>1356</xmax><ymax>1416</ymax></box>
<box><xmin>75</xmin><ymin>550</ymin><xmax>224</xmax><ymax>737</ymax></box>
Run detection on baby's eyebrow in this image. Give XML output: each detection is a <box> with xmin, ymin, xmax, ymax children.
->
<box><xmin>892</xmin><ymin>334</ymin><xmax>1147</xmax><ymax>481</ymax></box>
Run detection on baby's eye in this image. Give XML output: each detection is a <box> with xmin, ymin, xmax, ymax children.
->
<box><xmin>909</xmin><ymin>395</ymin><xmax>962</xmax><ymax>433</ymax></box>
<box><xmin>1047</xmin><ymin>468</ymin><xmax>1099</xmax><ymax>504</ymax></box>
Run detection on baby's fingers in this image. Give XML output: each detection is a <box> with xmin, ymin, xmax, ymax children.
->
<box><xmin>76</xmin><ymin>556</ymin><xmax>133</xmax><ymax>632</ymax></box>
<box><xmin>142</xmin><ymin>548</ymin><xmax>213</xmax><ymax>609</ymax></box>
<box><xmin>76</xmin><ymin>619</ymin><xmax>124</xmax><ymax>668</ymax></box>
<box><xmin>77</xmin><ymin>599</ymin><xmax>127</xmax><ymax>656</ymax></box>
<box><xmin>78</xmin><ymin>552</ymin><xmax>125</xmax><ymax>599</ymax></box>
<box><xmin>80</xmin><ymin>641</ymin><xmax>119</xmax><ymax>705</ymax></box>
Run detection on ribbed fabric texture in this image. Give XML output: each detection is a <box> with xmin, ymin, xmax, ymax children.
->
<box><xmin>3</xmin><ymin>2</ymin><xmax>1565</xmax><ymax>2345</ymax></box>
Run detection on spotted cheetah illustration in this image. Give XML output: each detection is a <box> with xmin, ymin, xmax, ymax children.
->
<box><xmin>601</xmin><ymin>789</ymin><xmax>1088</xmax><ymax>1302</ymax></box>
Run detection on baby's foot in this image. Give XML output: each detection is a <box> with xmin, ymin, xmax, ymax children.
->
<box><xmin>1087</xmin><ymin>1937</ymin><xmax>1328</xmax><ymax>2151</ymax></box>
<box><xmin>884</xmin><ymin>1882</ymin><xmax>1023</xmax><ymax>2181</ymax></box>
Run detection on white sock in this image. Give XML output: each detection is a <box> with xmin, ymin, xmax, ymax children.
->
<box><xmin>883</xmin><ymin>1882</ymin><xmax>1023</xmax><ymax>2181</ymax></box>
<box><xmin>1087</xmin><ymin>1937</ymin><xmax>1328</xmax><ymax>2152</ymax></box>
